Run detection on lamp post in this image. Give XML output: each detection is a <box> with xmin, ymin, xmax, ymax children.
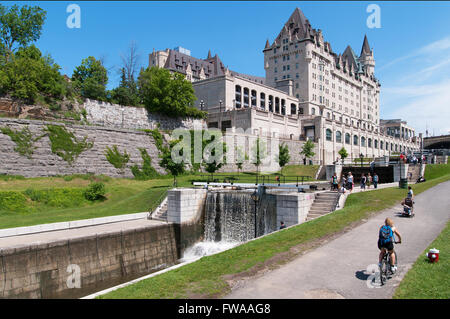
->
<box><xmin>200</xmin><ymin>100</ymin><xmax>204</xmax><ymax>111</ymax></box>
<box><xmin>360</xmin><ymin>153</ymin><xmax>364</xmax><ymax>168</ymax></box>
<box><xmin>219</xmin><ymin>99</ymin><xmax>223</xmax><ymax>131</ymax></box>
<box><xmin>251</xmin><ymin>190</ymin><xmax>260</xmax><ymax>238</ymax></box>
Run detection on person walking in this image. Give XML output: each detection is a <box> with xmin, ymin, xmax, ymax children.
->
<box><xmin>331</xmin><ymin>172</ymin><xmax>338</xmax><ymax>191</ymax></box>
<box><xmin>373</xmin><ymin>173</ymin><xmax>379</xmax><ymax>189</ymax></box>
<box><xmin>347</xmin><ymin>172</ymin><xmax>354</xmax><ymax>193</ymax></box>
<box><xmin>367</xmin><ymin>173</ymin><xmax>372</xmax><ymax>189</ymax></box>
<box><xmin>360</xmin><ymin>173</ymin><xmax>367</xmax><ymax>191</ymax></box>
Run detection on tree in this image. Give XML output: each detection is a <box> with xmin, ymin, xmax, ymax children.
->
<box><xmin>72</xmin><ymin>56</ymin><xmax>108</xmax><ymax>101</ymax></box>
<box><xmin>138</xmin><ymin>67</ymin><xmax>204</xmax><ymax>118</ymax></box>
<box><xmin>251</xmin><ymin>137</ymin><xmax>267</xmax><ymax>175</ymax></box>
<box><xmin>0</xmin><ymin>45</ymin><xmax>66</xmax><ymax>103</ymax></box>
<box><xmin>0</xmin><ymin>4</ymin><xmax>46</xmax><ymax>62</ymax></box>
<box><xmin>202</xmin><ymin>134</ymin><xmax>226</xmax><ymax>180</ymax></box>
<box><xmin>159</xmin><ymin>140</ymin><xmax>186</xmax><ymax>187</ymax></box>
<box><xmin>277</xmin><ymin>142</ymin><xmax>290</xmax><ymax>168</ymax></box>
<box><xmin>300</xmin><ymin>139</ymin><xmax>315</xmax><ymax>165</ymax></box>
<box><xmin>338</xmin><ymin>147</ymin><xmax>348</xmax><ymax>165</ymax></box>
<box><xmin>235</xmin><ymin>146</ymin><xmax>248</xmax><ymax>175</ymax></box>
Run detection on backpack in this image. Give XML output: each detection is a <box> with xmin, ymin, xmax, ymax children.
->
<box><xmin>374</xmin><ymin>175</ymin><xmax>378</xmax><ymax>182</ymax></box>
<box><xmin>379</xmin><ymin>225</ymin><xmax>393</xmax><ymax>244</ymax></box>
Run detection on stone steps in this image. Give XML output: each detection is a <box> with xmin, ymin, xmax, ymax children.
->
<box><xmin>306</xmin><ymin>191</ymin><xmax>340</xmax><ymax>221</ymax></box>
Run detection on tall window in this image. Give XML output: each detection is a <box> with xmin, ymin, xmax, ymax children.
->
<box><xmin>380</xmin><ymin>141</ymin><xmax>383</xmax><ymax>150</ymax></box>
<box><xmin>336</xmin><ymin>131</ymin><xmax>342</xmax><ymax>143</ymax></box>
<box><xmin>326</xmin><ymin>129</ymin><xmax>332</xmax><ymax>141</ymax></box>
<box><xmin>275</xmin><ymin>97</ymin><xmax>280</xmax><ymax>113</ymax></box>
<box><xmin>260</xmin><ymin>93</ymin><xmax>266</xmax><ymax>109</ymax></box>
<box><xmin>345</xmin><ymin>133</ymin><xmax>350</xmax><ymax>144</ymax></box>
<box><xmin>374</xmin><ymin>139</ymin><xmax>378</xmax><ymax>149</ymax></box>
<box><xmin>311</xmin><ymin>107</ymin><xmax>316</xmax><ymax>115</ymax></box>
<box><xmin>281</xmin><ymin>99</ymin><xmax>286</xmax><ymax>115</ymax></box>
<box><xmin>368</xmin><ymin>138</ymin><xmax>372</xmax><ymax>148</ymax></box>
<box><xmin>353</xmin><ymin>135</ymin><xmax>358</xmax><ymax>146</ymax></box>
<box><xmin>361</xmin><ymin>136</ymin><xmax>366</xmax><ymax>147</ymax></box>
<box><xmin>235</xmin><ymin>85</ymin><xmax>242</xmax><ymax>108</ymax></box>
<box><xmin>251</xmin><ymin>90</ymin><xmax>257</xmax><ymax>107</ymax></box>
<box><xmin>291</xmin><ymin>103</ymin><xmax>296</xmax><ymax>115</ymax></box>
<box><xmin>243</xmin><ymin>87</ymin><xmax>249</xmax><ymax>108</ymax></box>
<box><xmin>269</xmin><ymin>95</ymin><xmax>274</xmax><ymax>112</ymax></box>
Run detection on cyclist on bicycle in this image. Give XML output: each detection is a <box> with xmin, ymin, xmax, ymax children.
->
<box><xmin>378</xmin><ymin>218</ymin><xmax>402</xmax><ymax>273</ymax></box>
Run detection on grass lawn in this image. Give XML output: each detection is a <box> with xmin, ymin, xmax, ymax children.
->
<box><xmin>393</xmin><ymin>220</ymin><xmax>449</xmax><ymax>299</ymax></box>
<box><xmin>424</xmin><ymin>163</ymin><xmax>450</xmax><ymax>180</ymax></box>
<box><xmin>280</xmin><ymin>165</ymin><xmax>319</xmax><ymax>179</ymax></box>
<box><xmin>99</xmin><ymin>171</ymin><xmax>450</xmax><ymax>299</ymax></box>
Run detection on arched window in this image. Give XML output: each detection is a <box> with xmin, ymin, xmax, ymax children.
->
<box><xmin>368</xmin><ymin>138</ymin><xmax>372</xmax><ymax>148</ymax></box>
<box><xmin>336</xmin><ymin>131</ymin><xmax>342</xmax><ymax>143</ymax></box>
<box><xmin>235</xmin><ymin>85</ymin><xmax>242</xmax><ymax>108</ymax></box>
<box><xmin>311</xmin><ymin>107</ymin><xmax>316</xmax><ymax>115</ymax></box>
<box><xmin>326</xmin><ymin>129</ymin><xmax>332</xmax><ymax>141</ymax></box>
<box><xmin>361</xmin><ymin>136</ymin><xmax>366</xmax><ymax>147</ymax></box>
<box><xmin>269</xmin><ymin>95</ymin><xmax>274</xmax><ymax>112</ymax></box>
<box><xmin>345</xmin><ymin>133</ymin><xmax>350</xmax><ymax>144</ymax></box>
<box><xmin>290</xmin><ymin>103</ymin><xmax>296</xmax><ymax>115</ymax></box>
<box><xmin>380</xmin><ymin>141</ymin><xmax>383</xmax><ymax>150</ymax></box>
<box><xmin>353</xmin><ymin>135</ymin><xmax>359</xmax><ymax>146</ymax></box>
<box><xmin>260</xmin><ymin>93</ymin><xmax>265</xmax><ymax>109</ymax></box>
<box><xmin>275</xmin><ymin>97</ymin><xmax>280</xmax><ymax>113</ymax></box>
<box><xmin>374</xmin><ymin>139</ymin><xmax>378</xmax><ymax>149</ymax></box>
<box><xmin>243</xmin><ymin>87</ymin><xmax>249</xmax><ymax>107</ymax></box>
<box><xmin>281</xmin><ymin>99</ymin><xmax>286</xmax><ymax>115</ymax></box>
<box><xmin>251</xmin><ymin>90</ymin><xmax>257</xmax><ymax>107</ymax></box>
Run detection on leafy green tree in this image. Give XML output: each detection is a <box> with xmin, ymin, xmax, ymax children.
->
<box><xmin>0</xmin><ymin>4</ymin><xmax>46</xmax><ymax>62</ymax></box>
<box><xmin>338</xmin><ymin>147</ymin><xmax>348</xmax><ymax>164</ymax></box>
<box><xmin>138</xmin><ymin>67</ymin><xmax>204</xmax><ymax>118</ymax></box>
<box><xmin>300</xmin><ymin>139</ymin><xmax>315</xmax><ymax>165</ymax></box>
<box><xmin>72</xmin><ymin>56</ymin><xmax>108</xmax><ymax>101</ymax></box>
<box><xmin>109</xmin><ymin>67</ymin><xmax>140</xmax><ymax>106</ymax></box>
<box><xmin>235</xmin><ymin>146</ymin><xmax>248</xmax><ymax>175</ymax></box>
<box><xmin>159</xmin><ymin>140</ymin><xmax>186</xmax><ymax>187</ymax></box>
<box><xmin>202</xmin><ymin>134</ymin><xmax>226</xmax><ymax>180</ymax></box>
<box><xmin>0</xmin><ymin>45</ymin><xmax>66</xmax><ymax>103</ymax></box>
<box><xmin>277</xmin><ymin>142</ymin><xmax>290</xmax><ymax>168</ymax></box>
<box><xmin>251</xmin><ymin>137</ymin><xmax>267</xmax><ymax>175</ymax></box>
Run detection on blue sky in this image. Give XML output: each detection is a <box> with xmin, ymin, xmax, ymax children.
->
<box><xmin>5</xmin><ymin>1</ymin><xmax>450</xmax><ymax>135</ymax></box>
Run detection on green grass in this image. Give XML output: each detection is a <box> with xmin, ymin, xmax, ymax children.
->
<box><xmin>393</xmin><ymin>220</ymin><xmax>450</xmax><ymax>299</ymax></box>
<box><xmin>99</xmin><ymin>173</ymin><xmax>450</xmax><ymax>299</ymax></box>
<box><xmin>280</xmin><ymin>164</ymin><xmax>319</xmax><ymax>179</ymax></box>
<box><xmin>424</xmin><ymin>163</ymin><xmax>450</xmax><ymax>180</ymax></box>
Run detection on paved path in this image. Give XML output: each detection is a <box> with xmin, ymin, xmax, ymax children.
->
<box><xmin>225</xmin><ymin>180</ymin><xmax>450</xmax><ymax>299</ymax></box>
<box><xmin>0</xmin><ymin>218</ymin><xmax>166</xmax><ymax>249</ymax></box>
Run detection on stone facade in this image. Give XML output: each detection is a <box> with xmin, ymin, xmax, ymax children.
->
<box><xmin>0</xmin><ymin>118</ymin><xmax>165</xmax><ymax>178</ymax></box>
<box><xmin>276</xmin><ymin>192</ymin><xmax>316</xmax><ymax>227</ymax></box>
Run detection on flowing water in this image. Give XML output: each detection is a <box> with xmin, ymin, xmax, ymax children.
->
<box><xmin>182</xmin><ymin>190</ymin><xmax>277</xmax><ymax>262</ymax></box>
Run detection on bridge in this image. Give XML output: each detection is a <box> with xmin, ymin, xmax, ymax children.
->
<box><xmin>423</xmin><ymin>134</ymin><xmax>450</xmax><ymax>149</ymax></box>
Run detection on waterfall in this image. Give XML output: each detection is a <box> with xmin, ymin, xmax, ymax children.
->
<box><xmin>182</xmin><ymin>190</ymin><xmax>277</xmax><ymax>262</ymax></box>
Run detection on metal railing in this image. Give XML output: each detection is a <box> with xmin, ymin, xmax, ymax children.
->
<box><xmin>148</xmin><ymin>187</ymin><xmax>170</xmax><ymax>220</ymax></box>
<box><xmin>192</xmin><ymin>174</ymin><xmax>313</xmax><ymax>186</ymax></box>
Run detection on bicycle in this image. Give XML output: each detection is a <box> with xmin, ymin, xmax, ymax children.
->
<box><xmin>379</xmin><ymin>241</ymin><xmax>400</xmax><ymax>285</ymax></box>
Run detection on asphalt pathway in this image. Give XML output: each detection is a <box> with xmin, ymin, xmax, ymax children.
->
<box><xmin>225</xmin><ymin>180</ymin><xmax>450</xmax><ymax>299</ymax></box>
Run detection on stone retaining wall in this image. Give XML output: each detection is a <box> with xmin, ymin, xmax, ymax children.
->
<box><xmin>0</xmin><ymin>224</ymin><xmax>178</xmax><ymax>299</ymax></box>
<box><xmin>0</xmin><ymin>118</ymin><xmax>165</xmax><ymax>178</ymax></box>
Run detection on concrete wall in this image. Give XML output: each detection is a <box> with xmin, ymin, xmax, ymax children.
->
<box><xmin>276</xmin><ymin>192</ymin><xmax>316</xmax><ymax>227</ymax></box>
<box><xmin>0</xmin><ymin>224</ymin><xmax>179</xmax><ymax>299</ymax></box>
<box><xmin>0</xmin><ymin>118</ymin><xmax>165</xmax><ymax>178</ymax></box>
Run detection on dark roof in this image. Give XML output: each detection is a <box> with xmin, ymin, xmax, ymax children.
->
<box><xmin>361</xmin><ymin>35</ymin><xmax>371</xmax><ymax>56</ymax></box>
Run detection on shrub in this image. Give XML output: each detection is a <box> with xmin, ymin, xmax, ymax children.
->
<box><xmin>84</xmin><ymin>182</ymin><xmax>106</xmax><ymax>201</ymax></box>
<box><xmin>131</xmin><ymin>148</ymin><xmax>159</xmax><ymax>180</ymax></box>
<box><xmin>105</xmin><ymin>145</ymin><xmax>129</xmax><ymax>173</ymax></box>
<box><xmin>0</xmin><ymin>191</ymin><xmax>29</xmax><ymax>213</ymax></box>
<box><xmin>23</xmin><ymin>187</ymin><xmax>86</xmax><ymax>207</ymax></box>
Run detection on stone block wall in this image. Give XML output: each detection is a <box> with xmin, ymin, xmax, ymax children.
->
<box><xmin>84</xmin><ymin>99</ymin><xmax>206</xmax><ymax>131</ymax></box>
<box><xmin>167</xmin><ymin>188</ymin><xmax>207</xmax><ymax>224</ymax></box>
<box><xmin>0</xmin><ymin>224</ymin><xmax>178</xmax><ymax>299</ymax></box>
<box><xmin>0</xmin><ymin>118</ymin><xmax>165</xmax><ymax>178</ymax></box>
<box><xmin>276</xmin><ymin>192</ymin><xmax>315</xmax><ymax>227</ymax></box>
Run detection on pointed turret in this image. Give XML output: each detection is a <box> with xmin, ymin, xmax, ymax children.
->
<box><xmin>265</xmin><ymin>39</ymin><xmax>270</xmax><ymax>49</ymax></box>
<box><xmin>360</xmin><ymin>35</ymin><xmax>371</xmax><ymax>56</ymax></box>
<box><xmin>207</xmin><ymin>50</ymin><xmax>212</xmax><ymax>59</ymax></box>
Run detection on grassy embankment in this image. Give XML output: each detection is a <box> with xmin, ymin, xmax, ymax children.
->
<box><xmin>392</xmin><ymin>162</ymin><xmax>450</xmax><ymax>299</ymax></box>
<box><xmin>0</xmin><ymin>166</ymin><xmax>318</xmax><ymax>229</ymax></box>
<box><xmin>99</xmin><ymin>164</ymin><xmax>450</xmax><ymax>299</ymax></box>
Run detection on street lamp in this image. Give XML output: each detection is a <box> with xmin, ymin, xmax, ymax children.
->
<box><xmin>360</xmin><ymin>153</ymin><xmax>364</xmax><ymax>168</ymax></box>
<box><xmin>200</xmin><ymin>100</ymin><xmax>204</xmax><ymax>111</ymax></box>
<box><xmin>251</xmin><ymin>190</ymin><xmax>260</xmax><ymax>238</ymax></box>
<box><xmin>219</xmin><ymin>100</ymin><xmax>223</xmax><ymax>130</ymax></box>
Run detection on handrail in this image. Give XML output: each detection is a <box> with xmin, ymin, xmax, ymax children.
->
<box><xmin>192</xmin><ymin>174</ymin><xmax>313</xmax><ymax>186</ymax></box>
<box><xmin>148</xmin><ymin>187</ymin><xmax>170</xmax><ymax>220</ymax></box>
